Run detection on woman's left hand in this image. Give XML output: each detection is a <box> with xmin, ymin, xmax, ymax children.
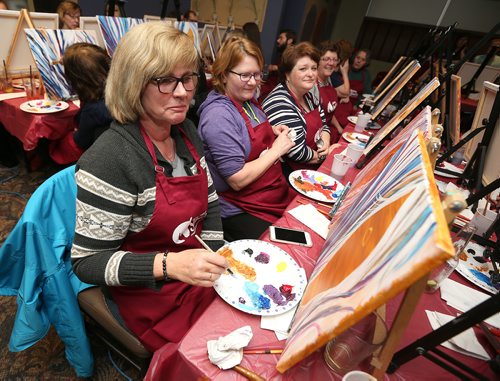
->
<box><xmin>272</xmin><ymin>124</ymin><xmax>289</xmax><ymax>136</ymax></box>
<box><xmin>317</xmin><ymin>132</ymin><xmax>331</xmax><ymax>159</ymax></box>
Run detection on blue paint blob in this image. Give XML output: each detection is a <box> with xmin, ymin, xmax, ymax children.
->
<box><xmin>470</xmin><ymin>269</ymin><xmax>493</xmax><ymax>285</ymax></box>
<box><xmin>243</xmin><ymin>281</ymin><xmax>271</xmax><ymax>310</ymax></box>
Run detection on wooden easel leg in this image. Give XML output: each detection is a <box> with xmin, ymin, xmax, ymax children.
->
<box><xmin>370</xmin><ymin>275</ymin><xmax>428</xmax><ymax>380</ymax></box>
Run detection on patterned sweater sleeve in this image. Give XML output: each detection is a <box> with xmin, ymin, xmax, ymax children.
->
<box><xmin>262</xmin><ymin>85</ymin><xmax>314</xmax><ymax>163</ymax></box>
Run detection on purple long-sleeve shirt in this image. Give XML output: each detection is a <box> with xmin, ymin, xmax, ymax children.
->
<box><xmin>198</xmin><ymin>90</ymin><xmax>266</xmax><ymax>218</ymax></box>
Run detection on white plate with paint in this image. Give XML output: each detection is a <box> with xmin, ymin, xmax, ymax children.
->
<box><xmin>214</xmin><ymin>239</ymin><xmax>307</xmax><ymax>316</ymax></box>
<box><xmin>289</xmin><ymin>169</ymin><xmax>344</xmax><ymax>203</ymax></box>
<box><xmin>456</xmin><ymin>242</ymin><xmax>498</xmax><ymax>294</ymax></box>
<box><xmin>20</xmin><ymin>99</ymin><xmax>69</xmax><ymax>114</ymax></box>
<box><xmin>347</xmin><ymin>115</ymin><xmax>357</xmax><ymax>124</ymax></box>
<box><xmin>342</xmin><ymin>132</ymin><xmax>369</xmax><ymax>145</ymax></box>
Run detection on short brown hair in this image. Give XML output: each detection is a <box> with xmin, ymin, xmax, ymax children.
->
<box><xmin>211</xmin><ymin>36</ymin><xmax>264</xmax><ymax>94</ymax></box>
<box><xmin>105</xmin><ymin>22</ymin><xmax>199</xmax><ymax>124</ymax></box>
<box><xmin>57</xmin><ymin>1</ymin><xmax>81</xmax><ymax>28</ymax></box>
<box><xmin>63</xmin><ymin>43</ymin><xmax>110</xmax><ymax>102</ymax></box>
<box><xmin>317</xmin><ymin>40</ymin><xmax>336</xmax><ymax>57</ymax></box>
<box><xmin>279</xmin><ymin>42</ymin><xmax>320</xmax><ymax>81</ymax></box>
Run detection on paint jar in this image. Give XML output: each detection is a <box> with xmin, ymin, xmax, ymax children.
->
<box><xmin>354</xmin><ymin>113</ymin><xmax>371</xmax><ymax>132</ymax></box>
<box><xmin>331</xmin><ymin>154</ymin><xmax>352</xmax><ymax>180</ymax></box>
<box><xmin>324</xmin><ymin>311</ymin><xmax>387</xmax><ymax>375</ymax></box>
<box><xmin>425</xmin><ymin>223</ymin><xmax>477</xmax><ymax>293</ymax></box>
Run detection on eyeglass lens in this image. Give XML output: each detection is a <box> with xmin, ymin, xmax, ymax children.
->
<box><xmin>155</xmin><ymin>74</ymin><xmax>198</xmax><ymax>94</ymax></box>
<box><xmin>230</xmin><ymin>71</ymin><xmax>263</xmax><ymax>82</ymax></box>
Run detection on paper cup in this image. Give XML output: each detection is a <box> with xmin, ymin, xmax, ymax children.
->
<box><xmin>331</xmin><ymin>154</ymin><xmax>353</xmax><ymax>180</ymax></box>
<box><xmin>342</xmin><ymin>371</ymin><xmax>377</xmax><ymax>381</ymax></box>
<box><xmin>354</xmin><ymin>113</ymin><xmax>371</xmax><ymax>132</ymax></box>
<box><xmin>346</xmin><ymin>143</ymin><xmax>364</xmax><ymax>167</ymax></box>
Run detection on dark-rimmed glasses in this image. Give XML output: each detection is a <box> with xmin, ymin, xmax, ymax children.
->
<box><xmin>151</xmin><ymin>73</ymin><xmax>199</xmax><ymax>94</ymax></box>
<box><xmin>229</xmin><ymin>70</ymin><xmax>263</xmax><ymax>82</ymax></box>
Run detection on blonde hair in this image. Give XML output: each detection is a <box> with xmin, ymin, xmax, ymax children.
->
<box><xmin>105</xmin><ymin>22</ymin><xmax>199</xmax><ymax>124</ymax></box>
<box><xmin>211</xmin><ymin>36</ymin><xmax>264</xmax><ymax>94</ymax></box>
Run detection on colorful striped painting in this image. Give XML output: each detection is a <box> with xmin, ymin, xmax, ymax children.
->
<box><xmin>96</xmin><ymin>16</ymin><xmax>144</xmax><ymax>56</ymax></box>
<box><xmin>24</xmin><ymin>28</ymin><xmax>97</xmax><ymax>100</ymax></box>
<box><xmin>276</xmin><ymin>130</ymin><xmax>453</xmax><ymax>372</ymax></box>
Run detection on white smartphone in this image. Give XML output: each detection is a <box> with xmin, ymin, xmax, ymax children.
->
<box><xmin>269</xmin><ymin>226</ymin><xmax>312</xmax><ymax>247</ymax></box>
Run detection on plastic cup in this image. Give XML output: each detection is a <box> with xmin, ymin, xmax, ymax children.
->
<box><xmin>346</xmin><ymin>143</ymin><xmax>364</xmax><ymax>167</ymax></box>
<box><xmin>324</xmin><ymin>312</ymin><xmax>388</xmax><ymax>375</ymax></box>
<box><xmin>342</xmin><ymin>371</ymin><xmax>377</xmax><ymax>381</ymax></box>
<box><xmin>354</xmin><ymin>113</ymin><xmax>371</xmax><ymax>132</ymax></box>
<box><xmin>331</xmin><ymin>154</ymin><xmax>353</xmax><ymax>180</ymax></box>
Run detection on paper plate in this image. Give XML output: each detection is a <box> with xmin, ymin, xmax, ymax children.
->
<box><xmin>347</xmin><ymin>115</ymin><xmax>357</xmax><ymax>124</ymax></box>
<box><xmin>213</xmin><ymin>239</ymin><xmax>307</xmax><ymax>316</ymax></box>
<box><xmin>434</xmin><ymin>161</ymin><xmax>464</xmax><ymax>179</ymax></box>
<box><xmin>288</xmin><ymin>169</ymin><xmax>344</xmax><ymax>203</ymax></box>
<box><xmin>20</xmin><ymin>99</ymin><xmax>69</xmax><ymax>114</ymax></box>
<box><xmin>456</xmin><ymin>242</ymin><xmax>498</xmax><ymax>294</ymax></box>
<box><xmin>342</xmin><ymin>132</ymin><xmax>369</xmax><ymax>145</ymax></box>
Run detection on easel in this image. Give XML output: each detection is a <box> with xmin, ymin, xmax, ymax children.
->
<box><xmin>436</xmin><ymin>89</ymin><xmax>500</xmax><ymax>206</ymax></box>
<box><xmin>6</xmin><ymin>9</ymin><xmax>34</xmax><ymax>69</ymax></box>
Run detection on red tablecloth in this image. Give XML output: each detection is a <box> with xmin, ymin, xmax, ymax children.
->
<box><xmin>0</xmin><ymin>96</ymin><xmax>79</xmax><ymax>151</ymax></box>
<box><xmin>145</xmin><ymin>124</ymin><xmax>497</xmax><ymax>380</ymax></box>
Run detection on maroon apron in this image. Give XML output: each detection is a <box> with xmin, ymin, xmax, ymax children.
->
<box><xmin>221</xmin><ymin>99</ymin><xmax>294</xmax><ymax>223</ymax></box>
<box><xmin>318</xmin><ymin>82</ymin><xmax>340</xmax><ymax>143</ymax></box>
<box><xmin>109</xmin><ymin>125</ymin><xmax>215</xmax><ymax>351</ymax></box>
<box><xmin>287</xmin><ymin>92</ymin><xmax>324</xmax><ymax>171</ymax></box>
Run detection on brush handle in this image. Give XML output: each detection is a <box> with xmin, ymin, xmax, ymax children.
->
<box><xmin>233</xmin><ymin>365</ymin><xmax>265</xmax><ymax>381</ymax></box>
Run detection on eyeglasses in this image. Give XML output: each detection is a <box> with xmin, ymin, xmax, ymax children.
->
<box><xmin>151</xmin><ymin>73</ymin><xmax>199</xmax><ymax>94</ymax></box>
<box><xmin>321</xmin><ymin>57</ymin><xmax>339</xmax><ymax>62</ymax></box>
<box><xmin>229</xmin><ymin>70</ymin><xmax>263</xmax><ymax>82</ymax></box>
<box><xmin>64</xmin><ymin>13</ymin><xmax>80</xmax><ymax>19</ymax></box>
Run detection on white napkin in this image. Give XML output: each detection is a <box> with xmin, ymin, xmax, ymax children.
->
<box><xmin>207</xmin><ymin>326</ymin><xmax>253</xmax><ymax>370</ymax></box>
<box><xmin>72</xmin><ymin>99</ymin><xmax>81</xmax><ymax>108</ymax></box>
<box><xmin>425</xmin><ymin>310</ymin><xmax>490</xmax><ymax>360</ymax></box>
<box><xmin>287</xmin><ymin>204</ymin><xmax>329</xmax><ymax>239</ymax></box>
<box><xmin>440</xmin><ymin>278</ymin><xmax>500</xmax><ymax>328</ymax></box>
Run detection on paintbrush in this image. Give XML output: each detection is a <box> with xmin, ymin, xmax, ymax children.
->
<box><xmin>194</xmin><ymin>234</ymin><xmax>235</xmax><ymax>276</ymax></box>
<box><xmin>296</xmin><ymin>199</ymin><xmax>331</xmax><ymax>218</ymax></box>
<box><xmin>298</xmin><ymin>196</ymin><xmax>332</xmax><ymax>209</ymax></box>
<box><xmin>329</xmin><ymin>182</ymin><xmax>351</xmax><ymax>218</ymax></box>
<box><xmin>243</xmin><ymin>349</ymin><xmax>283</xmax><ymax>355</ymax></box>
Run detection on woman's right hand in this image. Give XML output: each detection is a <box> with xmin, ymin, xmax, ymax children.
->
<box><xmin>163</xmin><ymin>249</ymin><xmax>228</xmax><ymax>287</ymax></box>
<box><xmin>271</xmin><ymin>129</ymin><xmax>295</xmax><ymax>157</ymax></box>
<box><xmin>340</xmin><ymin>59</ymin><xmax>349</xmax><ymax>74</ymax></box>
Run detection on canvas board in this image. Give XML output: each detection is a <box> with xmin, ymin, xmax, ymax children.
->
<box><xmin>448</xmin><ymin>74</ymin><xmax>461</xmax><ymax>146</ymax></box>
<box><xmin>372</xmin><ymin>56</ymin><xmax>406</xmax><ymax>97</ymax></box>
<box><xmin>458</xmin><ymin>62</ymin><xmax>500</xmax><ymax>95</ymax></box>
<box><xmin>80</xmin><ymin>16</ymin><xmax>105</xmax><ymax>49</ymax></box>
<box><xmin>1</xmin><ymin>10</ymin><xmax>58</xmax><ymax>72</ymax></box>
<box><xmin>276</xmin><ymin>131</ymin><xmax>453</xmax><ymax>372</ymax></box>
<box><xmin>371</xmin><ymin>60</ymin><xmax>421</xmax><ymax>119</ymax></box>
<box><xmin>363</xmin><ymin>77</ymin><xmax>440</xmax><ymax>157</ymax></box>
<box><xmin>24</xmin><ymin>28</ymin><xmax>97</xmax><ymax>100</ymax></box>
<box><xmin>96</xmin><ymin>16</ymin><xmax>144</xmax><ymax>56</ymax></box>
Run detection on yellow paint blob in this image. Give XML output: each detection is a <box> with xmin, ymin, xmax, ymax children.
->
<box><xmin>276</xmin><ymin>261</ymin><xmax>287</xmax><ymax>272</ymax></box>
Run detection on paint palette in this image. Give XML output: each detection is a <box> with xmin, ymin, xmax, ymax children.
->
<box><xmin>20</xmin><ymin>99</ymin><xmax>69</xmax><ymax>114</ymax></box>
<box><xmin>347</xmin><ymin>115</ymin><xmax>358</xmax><ymax>124</ymax></box>
<box><xmin>289</xmin><ymin>169</ymin><xmax>344</xmax><ymax>203</ymax></box>
<box><xmin>342</xmin><ymin>132</ymin><xmax>369</xmax><ymax>145</ymax></box>
<box><xmin>456</xmin><ymin>242</ymin><xmax>499</xmax><ymax>294</ymax></box>
<box><xmin>213</xmin><ymin>239</ymin><xmax>307</xmax><ymax>316</ymax></box>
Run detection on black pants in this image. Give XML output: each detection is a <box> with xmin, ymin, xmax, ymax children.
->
<box><xmin>222</xmin><ymin>213</ymin><xmax>272</xmax><ymax>242</ymax></box>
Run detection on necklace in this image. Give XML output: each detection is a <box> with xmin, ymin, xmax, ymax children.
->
<box><xmin>242</xmin><ymin>101</ymin><xmax>260</xmax><ymax>123</ymax></box>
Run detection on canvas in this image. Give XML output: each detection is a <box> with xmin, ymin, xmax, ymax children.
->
<box><xmin>96</xmin><ymin>16</ymin><xmax>144</xmax><ymax>56</ymax></box>
<box><xmin>24</xmin><ymin>28</ymin><xmax>97</xmax><ymax>100</ymax></box>
<box><xmin>175</xmin><ymin>21</ymin><xmax>201</xmax><ymax>55</ymax></box>
<box><xmin>363</xmin><ymin>77</ymin><xmax>440</xmax><ymax>159</ymax></box>
<box><xmin>371</xmin><ymin>60</ymin><xmax>421</xmax><ymax>119</ymax></box>
<box><xmin>372</xmin><ymin>56</ymin><xmax>406</xmax><ymax>97</ymax></box>
<box><xmin>448</xmin><ymin>74</ymin><xmax>461</xmax><ymax>146</ymax></box>
<box><xmin>276</xmin><ymin>130</ymin><xmax>453</xmax><ymax>372</ymax></box>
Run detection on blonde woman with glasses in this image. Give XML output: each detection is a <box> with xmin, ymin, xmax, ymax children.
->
<box><xmin>71</xmin><ymin>22</ymin><xmax>227</xmax><ymax>356</ymax></box>
<box><xmin>198</xmin><ymin>36</ymin><xmax>295</xmax><ymax>241</ymax></box>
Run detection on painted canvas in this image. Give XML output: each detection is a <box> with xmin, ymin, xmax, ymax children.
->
<box><xmin>363</xmin><ymin>77</ymin><xmax>440</xmax><ymax>158</ymax></box>
<box><xmin>175</xmin><ymin>21</ymin><xmax>201</xmax><ymax>55</ymax></box>
<box><xmin>276</xmin><ymin>131</ymin><xmax>453</xmax><ymax>372</ymax></box>
<box><xmin>449</xmin><ymin>74</ymin><xmax>461</xmax><ymax>146</ymax></box>
<box><xmin>24</xmin><ymin>29</ymin><xmax>97</xmax><ymax>100</ymax></box>
<box><xmin>372</xmin><ymin>56</ymin><xmax>406</xmax><ymax>97</ymax></box>
<box><xmin>96</xmin><ymin>16</ymin><xmax>144</xmax><ymax>56</ymax></box>
<box><xmin>371</xmin><ymin>60</ymin><xmax>421</xmax><ymax>119</ymax></box>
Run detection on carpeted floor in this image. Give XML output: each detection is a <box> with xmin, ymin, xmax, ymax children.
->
<box><xmin>0</xmin><ymin>161</ymin><xmax>141</xmax><ymax>380</ymax></box>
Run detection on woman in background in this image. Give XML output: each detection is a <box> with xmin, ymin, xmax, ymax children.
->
<box><xmin>71</xmin><ymin>22</ymin><xmax>226</xmax><ymax>354</ymax></box>
<box><xmin>263</xmin><ymin>42</ymin><xmax>339</xmax><ymax>174</ymax></box>
<box><xmin>50</xmin><ymin>43</ymin><xmax>112</xmax><ymax>164</ymax></box>
<box><xmin>348</xmin><ymin>48</ymin><xmax>373</xmax><ymax>107</ymax></box>
<box><xmin>311</xmin><ymin>41</ymin><xmax>344</xmax><ymax>143</ymax></box>
<box><xmin>57</xmin><ymin>0</ymin><xmax>81</xmax><ymax>29</ymax></box>
<box><xmin>198</xmin><ymin>36</ymin><xmax>294</xmax><ymax>241</ymax></box>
